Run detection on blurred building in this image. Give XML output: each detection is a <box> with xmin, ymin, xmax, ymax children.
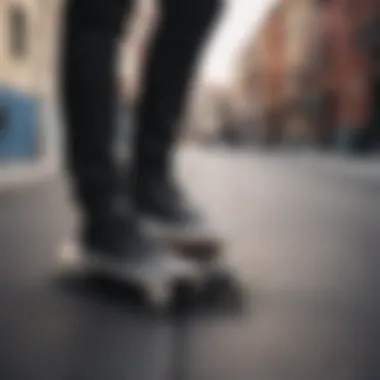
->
<box><xmin>234</xmin><ymin>0</ymin><xmax>380</xmax><ymax>152</ymax></box>
<box><xmin>230</xmin><ymin>29</ymin><xmax>265</xmax><ymax>143</ymax></box>
<box><xmin>0</xmin><ymin>0</ymin><xmax>63</xmax><ymax>165</ymax></box>
<box><xmin>318</xmin><ymin>0</ymin><xmax>375</xmax><ymax>151</ymax></box>
<box><xmin>233</xmin><ymin>0</ymin><xmax>320</xmax><ymax>146</ymax></box>
<box><xmin>355</xmin><ymin>0</ymin><xmax>380</xmax><ymax>149</ymax></box>
<box><xmin>258</xmin><ymin>2</ymin><xmax>287</xmax><ymax>145</ymax></box>
<box><xmin>282</xmin><ymin>0</ymin><xmax>320</xmax><ymax>146</ymax></box>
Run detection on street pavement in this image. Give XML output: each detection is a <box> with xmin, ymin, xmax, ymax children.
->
<box><xmin>0</xmin><ymin>146</ymin><xmax>380</xmax><ymax>380</ymax></box>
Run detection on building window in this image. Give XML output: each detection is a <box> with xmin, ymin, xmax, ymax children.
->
<box><xmin>9</xmin><ymin>6</ymin><xmax>29</xmax><ymax>59</ymax></box>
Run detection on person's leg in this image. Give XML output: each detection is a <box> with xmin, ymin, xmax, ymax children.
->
<box><xmin>60</xmin><ymin>0</ymin><xmax>192</xmax><ymax>267</ymax></box>
<box><xmin>61</xmin><ymin>0</ymin><xmax>132</xmax><ymax>221</ymax></box>
<box><xmin>131</xmin><ymin>0</ymin><xmax>223</xmax><ymax>230</ymax></box>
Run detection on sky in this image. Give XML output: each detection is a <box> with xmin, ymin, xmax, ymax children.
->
<box><xmin>201</xmin><ymin>0</ymin><xmax>277</xmax><ymax>86</ymax></box>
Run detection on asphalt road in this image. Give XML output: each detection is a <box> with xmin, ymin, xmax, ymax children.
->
<box><xmin>0</xmin><ymin>147</ymin><xmax>380</xmax><ymax>380</ymax></box>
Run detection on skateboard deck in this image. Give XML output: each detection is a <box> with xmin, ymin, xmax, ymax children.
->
<box><xmin>57</xmin><ymin>230</ymin><xmax>239</xmax><ymax>310</ymax></box>
<box><xmin>57</xmin><ymin>241</ymin><xmax>202</xmax><ymax>310</ymax></box>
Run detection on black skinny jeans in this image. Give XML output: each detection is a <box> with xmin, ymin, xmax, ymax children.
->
<box><xmin>61</xmin><ymin>0</ymin><xmax>222</xmax><ymax>218</ymax></box>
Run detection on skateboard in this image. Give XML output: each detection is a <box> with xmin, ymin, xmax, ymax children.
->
<box><xmin>141</xmin><ymin>221</ymin><xmax>237</xmax><ymax>301</ymax></box>
<box><xmin>57</xmin><ymin>241</ymin><xmax>202</xmax><ymax>310</ymax></box>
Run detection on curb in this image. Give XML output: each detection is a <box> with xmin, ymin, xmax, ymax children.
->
<box><xmin>0</xmin><ymin>158</ymin><xmax>60</xmax><ymax>193</ymax></box>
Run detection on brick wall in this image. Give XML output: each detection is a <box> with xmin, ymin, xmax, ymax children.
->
<box><xmin>260</xmin><ymin>4</ymin><xmax>287</xmax><ymax>112</ymax></box>
<box><xmin>319</xmin><ymin>0</ymin><xmax>373</xmax><ymax>143</ymax></box>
